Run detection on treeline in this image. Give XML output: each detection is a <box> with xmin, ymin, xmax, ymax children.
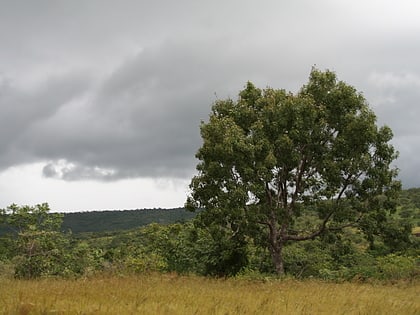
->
<box><xmin>0</xmin><ymin>208</ymin><xmax>196</xmax><ymax>236</ymax></box>
<box><xmin>61</xmin><ymin>208</ymin><xmax>197</xmax><ymax>234</ymax></box>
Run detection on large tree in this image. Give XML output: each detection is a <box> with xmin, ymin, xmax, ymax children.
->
<box><xmin>186</xmin><ymin>68</ymin><xmax>400</xmax><ymax>275</ymax></box>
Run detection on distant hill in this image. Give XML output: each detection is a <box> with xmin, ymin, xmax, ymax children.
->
<box><xmin>61</xmin><ymin>208</ymin><xmax>197</xmax><ymax>233</ymax></box>
<box><xmin>0</xmin><ymin>208</ymin><xmax>197</xmax><ymax>236</ymax></box>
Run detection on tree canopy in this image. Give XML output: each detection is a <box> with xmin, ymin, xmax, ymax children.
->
<box><xmin>186</xmin><ymin>68</ymin><xmax>400</xmax><ymax>274</ymax></box>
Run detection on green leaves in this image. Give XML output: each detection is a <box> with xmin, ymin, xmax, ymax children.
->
<box><xmin>0</xmin><ymin>203</ymin><xmax>85</xmax><ymax>278</ymax></box>
<box><xmin>188</xmin><ymin>68</ymin><xmax>401</xmax><ymax>275</ymax></box>
<box><xmin>2</xmin><ymin>203</ymin><xmax>63</xmax><ymax>234</ymax></box>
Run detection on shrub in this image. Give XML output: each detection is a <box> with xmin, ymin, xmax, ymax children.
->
<box><xmin>283</xmin><ymin>240</ymin><xmax>334</xmax><ymax>278</ymax></box>
<box><xmin>376</xmin><ymin>254</ymin><xmax>418</xmax><ymax>280</ymax></box>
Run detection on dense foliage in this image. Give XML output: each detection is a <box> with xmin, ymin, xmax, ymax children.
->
<box><xmin>0</xmin><ymin>204</ymin><xmax>92</xmax><ymax>278</ymax></box>
<box><xmin>187</xmin><ymin>69</ymin><xmax>400</xmax><ymax>274</ymax></box>
<box><xmin>398</xmin><ymin>188</ymin><xmax>420</xmax><ymax>227</ymax></box>
<box><xmin>0</xmin><ymin>198</ymin><xmax>418</xmax><ymax>280</ymax></box>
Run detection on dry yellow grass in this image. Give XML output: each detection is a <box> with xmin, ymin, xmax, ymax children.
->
<box><xmin>0</xmin><ymin>274</ymin><xmax>419</xmax><ymax>315</ymax></box>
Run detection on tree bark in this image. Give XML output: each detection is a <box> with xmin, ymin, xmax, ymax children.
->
<box><xmin>268</xmin><ymin>218</ymin><xmax>285</xmax><ymax>275</ymax></box>
<box><xmin>271</xmin><ymin>243</ymin><xmax>284</xmax><ymax>275</ymax></box>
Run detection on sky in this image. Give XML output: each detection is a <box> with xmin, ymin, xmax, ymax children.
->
<box><xmin>1</xmin><ymin>0</ymin><xmax>420</xmax><ymax>212</ymax></box>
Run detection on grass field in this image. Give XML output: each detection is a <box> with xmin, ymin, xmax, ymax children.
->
<box><xmin>0</xmin><ymin>274</ymin><xmax>419</xmax><ymax>315</ymax></box>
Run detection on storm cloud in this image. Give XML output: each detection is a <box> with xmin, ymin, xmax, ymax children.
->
<box><xmin>1</xmin><ymin>0</ymin><xmax>420</xmax><ymax>190</ymax></box>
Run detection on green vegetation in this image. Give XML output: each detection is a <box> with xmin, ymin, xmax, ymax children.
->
<box><xmin>0</xmin><ymin>198</ymin><xmax>418</xmax><ymax>281</ymax></box>
<box><xmin>0</xmin><ymin>207</ymin><xmax>196</xmax><ymax>236</ymax></box>
<box><xmin>0</xmin><ymin>204</ymin><xmax>97</xmax><ymax>278</ymax></box>
<box><xmin>61</xmin><ymin>207</ymin><xmax>196</xmax><ymax>233</ymax></box>
<box><xmin>398</xmin><ymin>188</ymin><xmax>420</xmax><ymax>227</ymax></box>
<box><xmin>187</xmin><ymin>68</ymin><xmax>400</xmax><ymax>275</ymax></box>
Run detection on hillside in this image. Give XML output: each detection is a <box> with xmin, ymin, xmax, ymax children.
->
<box><xmin>61</xmin><ymin>208</ymin><xmax>197</xmax><ymax>233</ymax></box>
<box><xmin>0</xmin><ymin>208</ymin><xmax>197</xmax><ymax>235</ymax></box>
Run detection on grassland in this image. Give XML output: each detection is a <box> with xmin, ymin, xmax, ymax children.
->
<box><xmin>0</xmin><ymin>274</ymin><xmax>419</xmax><ymax>315</ymax></box>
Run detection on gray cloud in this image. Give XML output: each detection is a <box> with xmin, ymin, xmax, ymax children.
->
<box><xmin>0</xmin><ymin>72</ymin><xmax>91</xmax><ymax>168</ymax></box>
<box><xmin>365</xmin><ymin>71</ymin><xmax>420</xmax><ymax>188</ymax></box>
<box><xmin>21</xmin><ymin>39</ymin><xmax>278</xmax><ymax>180</ymax></box>
<box><xmin>0</xmin><ymin>0</ymin><xmax>419</xmax><ymax>188</ymax></box>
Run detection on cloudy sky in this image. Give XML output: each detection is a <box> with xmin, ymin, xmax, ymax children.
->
<box><xmin>1</xmin><ymin>0</ymin><xmax>419</xmax><ymax>212</ymax></box>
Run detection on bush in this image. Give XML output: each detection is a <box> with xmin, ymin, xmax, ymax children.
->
<box><xmin>123</xmin><ymin>253</ymin><xmax>167</xmax><ymax>274</ymax></box>
<box><xmin>376</xmin><ymin>254</ymin><xmax>419</xmax><ymax>280</ymax></box>
<box><xmin>320</xmin><ymin>254</ymin><xmax>419</xmax><ymax>281</ymax></box>
<box><xmin>283</xmin><ymin>240</ymin><xmax>334</xmax><ymax>278</ymax></box>
<box><xmin>13</xmin><ymin>231</ymin><xmax>70</xmax><ymax>278</ymax></box>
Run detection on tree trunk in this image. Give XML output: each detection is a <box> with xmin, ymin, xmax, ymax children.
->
<box><xmin>271</xmin><ymin>243</ymin><xmax>285</xmax><ymax>275</ymax></box>
<box><xmin>268</xmin><ymin>221</ymin><xmax>285</xmax><ymax>275</ymax></box>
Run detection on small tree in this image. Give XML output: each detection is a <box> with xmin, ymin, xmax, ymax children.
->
<box><xmin>1</xmin><ymin>203</ymin><xmax>62</xmax><ymax>234</ymax></box>
<box><xmin>186</xmin><ymin>68</ymin><xmax>400</xmax><ymax>275</ymax></box>
<box><xmin>1</xmin><ymin>203</ymin><xmax>71</xmax><ymax>278</ymax></box>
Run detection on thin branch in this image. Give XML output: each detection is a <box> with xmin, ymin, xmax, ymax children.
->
<box><xmin>285</xmin><ymin>213</ymin><xmax>364</xmax><ymax>241</ymax></box>
<box><xmin>256</xmin><ymin>220</ymin><xmax>270</xmax><ymax>226</ymax></box>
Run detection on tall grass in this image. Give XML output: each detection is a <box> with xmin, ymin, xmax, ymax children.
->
<box><xmin>0</xmin><ymin>274</ymin><xmax>419</xmax><ymax>314</ymax></box>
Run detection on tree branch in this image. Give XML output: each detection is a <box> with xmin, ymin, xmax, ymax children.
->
<box><xmin>285</xmin><ymin>213</ymin><xmax>364</xmax><ymax>241</ymax></box>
